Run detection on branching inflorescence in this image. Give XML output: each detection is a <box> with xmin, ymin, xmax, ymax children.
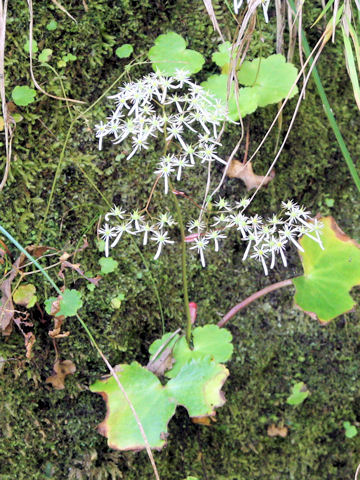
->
<box><xmin>95</xmin><ymin>70</ymin><xmax>323</xmax><ymax>275</ymax></box>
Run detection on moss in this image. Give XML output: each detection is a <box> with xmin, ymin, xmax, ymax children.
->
<box><xmin>1</xmin><ymin>1</ymin><xmax>360</xmax><ymax>479</ymax></box>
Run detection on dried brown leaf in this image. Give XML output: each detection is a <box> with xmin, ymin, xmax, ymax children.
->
<box><xmin>267</xmin><ymin>423</ymin><xmax>288</xmax><ymax>438</ymax></box>
<box><xmin>25</xmin><ymin>332</ymin><xmax>36</xmax><ymax>359</ymax></box>
<box><xmin>226</xmin><ymin>159</ymin><xmax>275</xmax><ymax>191</ymax></box>
<box><xmin>58</xmin><ymin>259</ymin><xmax>101</xmax><ymax>286</ymax></box>
<box><xmin>192</xmin><ymin>414</ymin><xmax>217</xmax><ymax>426</ymax></box>
<box><xmin>146</xmin><ymin>347</ymin><xmax>175</xmax><ymax>377</ymax></box>
<box><xmin>46</xmin><ymin>359</ymin><xmax>76</xmax><ymax>389</ymax></box>
<box><xmin>49</xmin><ymin>316</ymin><xmax>70</xmax><ymax>338</ymax></box>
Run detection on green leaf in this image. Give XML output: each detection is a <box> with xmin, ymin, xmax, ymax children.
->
<box><xmin>212</xmin><ymin>41</ymin><xmax>232</xmax><ymax>72</ymax></box>
<box><xmin>286</xmin><ymin>382</ymin><xmax>309</xmax><ymax>405</ymax></box>
<box><xmin>24</xmin><ymin>39</ymin><xmax>38</xmax><ymax>53</ymax></box>
<box><xmin>90</xmin><ymin>356</ymin><xmax>229</xmax><ymax>451</ymax></box>
<box><xmin>148</xmin><ymin>32</ymin><xmax>205</xmax><ymax>75</ymax></box>
<box><xmin>237</xmin><ymin>54</ymin><xmax>298</xmax><ymax>107</ymax></box>
<box><xmin>46</xmin><ymin>20</ymin><xmax>58</xmax><ymax>31</ymax></box>
<box><xmin>38</xmin><ymin>48</ymin><xmax>53</xmax><ymax>63</ymax></box>
<box><xmin>293</xmin><ymin>217</ymin><xmax>360</xmax><ymax>323</ymax></box>
<box><xmin>99</xmin><ymin>257</ymin><xmax>118</xmax><ymax>274</ymax></box>
<box><xmin>343</xmin><ymin>421</ymin><xmax>358</xmax><ymax>438</ymax></box>
<box><xmin>90</xmin><ymin>362</ymin><xmax>177</xmax><ymax>450</ymax></box>
<box><xmin>44</xmin><ymin>289</ymin><xmax>82</xmax><ymax>317</ymax></box>
<box><xmin>11</xmin><ymin>86</ymin><xmax>37</xmax><ymax>106</ymax></box>
<box><xmin>201</xmin><ymin>74</ymin><xmax>258</xmax><ymax>121</ymax></box>
<box><xmin>12</xmin><ymin>113</ymin><xmax>23</xmax><ymax>123</ymax></box>
<box><xmin>62</xmin><ymin>53</ymin><xmax>77</xmax><ymax>62</ymax></box>
<box><xmin>13</xmin><ymin>284</ymin><xmax>36</xmax><ymax>308</ymax></box>
<box><xmin>167</xmin><ymin>358</ymin><xmax>229</xmax><ymax>416</ymax></box>
<box><xmin>115</xmin><ymin>44</ymin><xmax>133</xmax><ymax>58</ymax></box>
<box><xmin>149</xmin><ymin>325</ymin><xmax>233</xmax><ymax>378</ymax></box>
<box><xmin>111</xmin><ymin>294</ymin><xmax>125</xmax><ymax>309</ymax></box>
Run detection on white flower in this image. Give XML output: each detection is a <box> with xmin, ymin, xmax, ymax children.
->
<box><xmin>105</xmin><ymin>205</ymin><xmax>126</xmax><ymax>222</ymax></box>
<box><xmin>214</xmin><ymin>197</ymin><xmax>231</xmax><ymax>211</ymax></box>
<box><xmin>157</xmin><ymin>212</ymin><xmax>176</xmax><ymax>229</ymax></box>
<box><xmin>228</xmin><ymin>212</ymin><xmax>249</xmax><ymax>238</ymax></box>
<box><xmin>280</xmin><ymin>225</ymin><xmax>304</xmax><ymax>252</ymax></box>
<box><xmin>129</xmin><ymin>209</ymin><xmax>144</xmax><ymax>231</ymax></box>
<box><xmin>127</xmin><ymin>135</ymin><xmax>149</xmax><ymax>160</ymax></box>
<box><xmin>166</xmin><ymin>124</ymin><xmax>187</xmax><ymax>149</ymax></box>
<box><xmin>242</xmin><ymin>231</ymin><xmax>257</xmax><ymax>261</ymax></box>
<box><xmin>155</xmin><ymin>161</ymin><xmax>175</xmax><ymax>194</ymax></box>
<box><xmin>151</xmin><ymin>230</ymin><xmax>174</xmax><ymax>260</ymax></box>
<box><xmin>95</xmin><ymin>121</ymin><xmax>110</xmax><ymax>150</ymax></box>
<box><xmin>111</xmin><ymin>222</ymin><xmax>135</xmax><ymax>248</ymax></box>
<box><xmin>140</xmin><ymin>222</ymin><xmax>154</xmax><ymax>246</ymax></box>
<box><xmin>205</xmin><ymin>230</ymin><xmax>227</xmax><ymax>252</ymax></box>
<box><xmin>98</xmin><ymin>223</ymin><xmax>116</xmax><ymax>257</ymax></box>
<box><xmin>190</xmin><ymin>237</ymin><xmax>209</xmax><ymax>267</ymax></box>
<box><xmin>251</xmin><ymin>246</ymin><xmax>269</xmax><ymax>276</ymax></box>
<box><xmin>211</xmin><ymin>212</ymin><xmax>231</xmax><ymax>227</ymax></box>
<box><xmin>234</xmin><ymin>197</ymin><xmax>250</xmax><ymax>210</ymax></box>
<box><xmin>173</xmin><ymin>156</ymin><xmax>193</xmax><ymax>181</ymax></box>
<box><xmin>187</xmin><ymin>218</ymin><xmax>206</xmax><ymax>232</ymax></box>
<box><xmin>197</xmin><ymin>143</ymin><xmax>227</xmax><ymax>165</ymax></box>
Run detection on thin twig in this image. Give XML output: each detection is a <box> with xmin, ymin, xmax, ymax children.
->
<box><xmin>0</xmin><ymin>0</ymin><xmax>14</xmax><ymax>192</ymax></box>
<box><xmin>26</xmin><ymin>0</ymin><xmax>85</xmax><ymax>104</ymax></box>
<box><xmin>355</xmin><ymin>463</ymin><xmax>360</xmax><ymax>480</ymax></box>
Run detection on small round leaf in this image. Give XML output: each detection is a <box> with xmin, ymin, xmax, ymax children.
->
<box><xmin>12</xmin><ymin>86</ymin><xmax>36</xmax><ymax>106</ymax></box>
<box><xmin>115</xmin><ymin>44</ymin><xmax>133</xmax><ymax>59</ymax></box>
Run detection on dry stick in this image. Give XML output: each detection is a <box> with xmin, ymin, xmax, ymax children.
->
<box><xmin>0</xmin><ymin>0</ymin><xmax>14</xmax><ymax>192</ymax></box>
<box><xmin>26</xmin><ymin>0</ymin><xmax>84</xmax><ymax>104</ymax></box>
<box><xmin>355</xmin><ymin>463</ymin><xmax>360</xmax><ymax>480</ymax></box>
<box><xmin>51</xmin><ymin>0</ymin><xmax>77</xmax><ymax>23</ymax></box>
<box><xmin>202</xmin><ymin>0</ymin><xmax>225</xmax><ymax>42</ymax></box>
<box><xmin>218</xmin><ymin>278</ymin><xmax>293</xmax><ymax>328</ymax></box>
<box><xmin>245</xmin><ymin>37</ymin><xmax>326</xmax><ymax>209</ymax></box>
<box><xmin>208</xmin><ymin>12</ymin><xmax>257</xmax><ymax>200</ymax></box>
<box><xmin>296</xmin><ymin>0</ymin><xmax>306</xmax><ymax>98</ymax></box>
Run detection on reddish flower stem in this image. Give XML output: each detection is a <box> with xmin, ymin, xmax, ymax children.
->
<box><xmin>218</xmin><ymin>278</ymin><xmax>294</xmax><ymax>328</ymax></box>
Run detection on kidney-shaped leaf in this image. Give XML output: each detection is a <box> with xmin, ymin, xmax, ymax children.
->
<box><xmin>148</xmin><ymin>32</ymin><xmax>205</xmax><ymax>75</ymax></box>
<box><xmin>237</xmin><ymin>54</ymin><xmax>298</xmax><ymax>107</ymax></box>
<box><xmin>90</xmin><ymin>362</ymin><xmax>176</xmax><ymax>451</ymax></box>
<box><xmin>90</xmin><ymin>356</ymin><xmax>230</xmax><ymax>451</ymax></box>
<box><xmin>12</xmin><ymin>86</ymin><xmax>36</xmax><ymax>106</ymax></box>
<box><xmin>293</xmin><ymin>217</ymin><xmax>360</xmax><ymax>323</ymax></box>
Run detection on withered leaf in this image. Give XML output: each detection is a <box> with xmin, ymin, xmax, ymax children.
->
<box><xmin>267</xmin><ymin>423</ymin><xmax>288</xmax><ymax>438</ymax></box>
<box><xmin>58</xmin><ymin>260</ymin><xmax>101</xmax><ymax>286</ymax></box>
<box><xmin>46</xmin><ymin>359</ymin><xmax>76</xmax><ymax>389</ymax></box>
<box><xmin>49</xmin><ymin>316</ymin><xmax>70</xmax><ymax>338</ymax></box>
<box><xmin>1</xmin><ymin>245</ymin><xmax>50</xmax><ymax>334</ymax></box>
<box><xmin>25</xmin><ymin>332</ymin><xmax>36</xmax><ymax>359</ymax></box>
<box><xmin>192</xmin><ymin>414</ymin><xmax>217</xmax><ymax>426</ymax></box>
<box><xmin>226</xmin><ymin>159</ymin><xmax>275</xmax><ymax>191</ymax></box>
<box><xmin>13</xmin><ymin>284</ymin><xmax>36</xmax><ymax>307</ymax></box>
<box><xmin>146</xmin><ymin>347</ymin><xmax>175</xmax><ymax>377</ymax></box>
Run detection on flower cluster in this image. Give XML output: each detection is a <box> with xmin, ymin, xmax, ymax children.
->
<box><xmin>95</xmin><ymin>70</ymin><xmax>230</xmax><ymax>192</ymax></box>
<box><xmin>99</xmin><ymin>199</ymin><xmax>323</xmax><ymax>275</ymax></box>
<box><xmin>95</xmin><ymin>70</ymin><xmax>323</xmax><ymax>275</ymax></box>
<box><xmin>200</xmin><ymin>198</ymin><xmax>324</xmax><ymax>275</ymax></box>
